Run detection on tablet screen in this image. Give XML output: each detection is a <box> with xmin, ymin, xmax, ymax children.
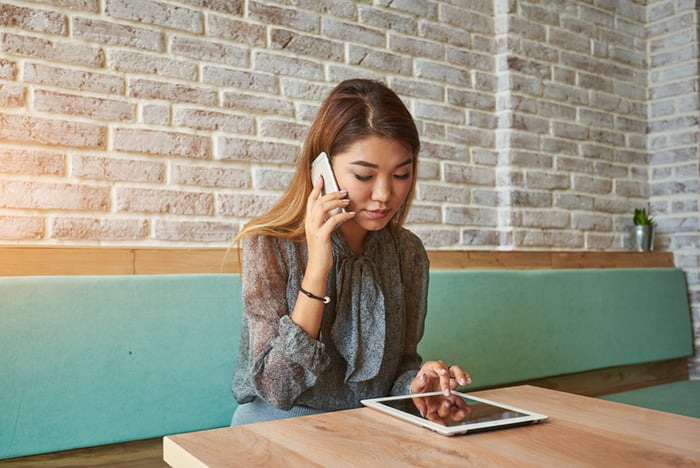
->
<box><xmin>381</xmin><ymin>393</ymin><xmax>529</xmax><ymax>427</ymax></box>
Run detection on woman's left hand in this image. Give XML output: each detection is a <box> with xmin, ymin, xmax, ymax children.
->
<box><xmin>409</xmin><ymin>360</ymin><xmax>471</xmax><ymax>396</ymax></box>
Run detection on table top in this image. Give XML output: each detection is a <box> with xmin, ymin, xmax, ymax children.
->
<box><xmin>163</xmin><ymin>385</ymin><xmax>700</xmax><ymax>467</ymax></box>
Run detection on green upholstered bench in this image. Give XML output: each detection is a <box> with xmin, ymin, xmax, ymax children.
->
<box><xmin>419</xmin><ymin>268</ymin><xmax>697</xmax><ymax>417</ymax></box>
<box><xmin>1</xmin><ymin>267</ymin><xmax>696</xmax><ymax>460</ymax></box>
<box><xmin>0</xmin><ymin>274</ymin><xmax>241</xmax><ymax>460</ymax></box>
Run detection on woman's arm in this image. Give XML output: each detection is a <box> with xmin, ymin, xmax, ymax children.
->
<box><xmin>240</xmin><ymin>235</ymin><xmax>330</xmax><ymax>409</ymax></box>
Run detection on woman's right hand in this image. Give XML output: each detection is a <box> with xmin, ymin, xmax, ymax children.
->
<box><xmin>304</xmin><ymin>176</ymin><xmax>354</xmax><ymax>275</ymax></box>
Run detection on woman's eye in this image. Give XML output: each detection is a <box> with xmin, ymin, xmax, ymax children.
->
<box><xmin>394</xmin><ymin>173</ymin><xmax>411</xmax><ymax>180</ymax></box>
<box><xmin>354</xmin><ymin>174</ymin><xmax>372</xmax><ymax>182</ymax></box>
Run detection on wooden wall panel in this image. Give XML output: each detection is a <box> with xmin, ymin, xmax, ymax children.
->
<box><xmin>0</xmin><ymin>247</ymin><xmax>675</xmax><ymax>276</ymax></box>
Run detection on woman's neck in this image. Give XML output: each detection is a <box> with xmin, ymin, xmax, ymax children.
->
<box><xmin>338</xmin><ymin>221</ymin><xmax>367</xmax><ymax>255</ymax></box>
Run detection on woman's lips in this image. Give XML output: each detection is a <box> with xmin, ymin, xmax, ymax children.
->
<box><xmin>365</xmin><ymin>209</ymin><xmax>391</xmax><ymax>219</ymax></box>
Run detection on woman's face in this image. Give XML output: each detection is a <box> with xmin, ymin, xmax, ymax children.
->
<box><xmin>330</xmin><ymin>136</ymin><xmax>414</xmax><ymax>241</ymax></box>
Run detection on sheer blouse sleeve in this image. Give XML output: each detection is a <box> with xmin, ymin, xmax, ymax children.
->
<box><xmin>238</xmin><ymin>235</ymin><xmax>331</xmax><ymax>410</ymax></box>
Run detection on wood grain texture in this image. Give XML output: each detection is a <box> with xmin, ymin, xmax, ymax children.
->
<box><xmin>0</xmin><ymin>247</ymin><xmax>674</xmax><ymax>275</ymax></box>
<box><xmin>163</xmin><ymin>385</ymin><xmax>700</xmax><ymax>467</ymax></box>
<box><xmin>0</xmin><ymin>438</ymin><xmax>166</xmax><ymax>468</ymax></box>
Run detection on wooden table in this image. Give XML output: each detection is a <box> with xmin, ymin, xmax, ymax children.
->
<box><xmin>163</xmin><ymin>385</ymin><xmax>700</xmax><ymax>467</ymax></box>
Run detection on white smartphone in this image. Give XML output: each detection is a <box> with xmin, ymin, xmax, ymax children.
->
<box><xmin>311</xmin><ymin>151</ymin><xmax>345</xmax><ymax>216</ymax></box>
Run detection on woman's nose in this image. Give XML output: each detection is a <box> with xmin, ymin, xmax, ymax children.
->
<box><xmin>372</xmin><ymin>177</ymin><xmax>391</xmax><ymax>202</ymax></box>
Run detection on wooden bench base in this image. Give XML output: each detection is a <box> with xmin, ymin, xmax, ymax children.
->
<box><xmin>0</xmin><ymin>438</ymin><xmax>166</xmax><ymax>468</ymax></box>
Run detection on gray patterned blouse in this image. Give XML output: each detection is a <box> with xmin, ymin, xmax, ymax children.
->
<box><xmin>231</xmin><ymin>225</ymin><xmax>429</xmax><ymax>411</ymax></box>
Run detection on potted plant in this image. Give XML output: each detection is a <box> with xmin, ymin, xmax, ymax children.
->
<box><xmin>631</xmin><ymin>208</ymin><xmax>655</xmax><ymax>252</ymax></box>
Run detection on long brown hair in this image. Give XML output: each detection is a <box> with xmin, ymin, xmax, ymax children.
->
<box><xmin>235</xmin><ymin>79</ymin><xmax>420</xmax><ymax>242</ymax></box>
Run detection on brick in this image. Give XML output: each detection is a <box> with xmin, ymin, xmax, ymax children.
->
<box><xmin>113</xmin><ymin>128</ymin><xmax>211</xmax><ymax>159</ymax></box>
<box><xmin>23</xmin><ymin>63</ymin><xmax>124</xmax><ymax>95</ymax></box>
<box><xmin>71</xmin><ymin>154</ymin><xmax>165</xmax><ymax>183</ymax></box>
<box><xmin>259</xmin><ymin>118</ymin><xmax>310</xmax><ymax>141</ymax></box>
<box><xmin>142</xmin><ymin>104</ymin><xmax>170</xmax><ymax>125</ymax></box>
<box><xmin>110</xmin><ymin>51</ymin><xmax>198</xmax><ymax>81</ymax></box>
<box><xmin>129</xmin><ymin>79</ymin><xmax>217</xmax><ymax>105</ymax></box>
<box><xmin>449</xmin><ymin>48</ymin><xmax>495</xmax><ymax>73</ymax></box>
<box><xmin>472</xmin><ymin>189</ymin><xmax>499</xmax><ymax>206</ymax></box>
<box><xmin>404</xmin><ymin>204</ymin><xmax>441</xmax><ymax>224</ymax></box>
<box><xmin>524</xmin><ymin>171</ymin><xmax>570</xmax><ymax>190</ymax></box>
<box><xmin>391</xmin><ymin>78</ymin><xmax>443</xmax><ymax>101</ymax></box>
<box><xmin>420</xmin><ymin>142</ymin><xmax>466</xmax><ymax>162</ymax></box>
<box><xmin>445</xmin><ymin>206</ymin><xmax>497</xmax><ymax>226</ymax></box>
<box><xmin>446</xmin><ymin>126</ymin><xmax>495</xmax><ymax>148</ymax></box>
<box><xmin>217</xmin><ymin>193</ymin><xmax>279</xmax><ymax>217</ymax></box>
<box><xmin>389</xmin><ymin>33</ymin><xmax>443</xmax><ymax>60</ymax></box>
<box><xmin>440</xmin><ymin>4</ymin><xmax>492</xmax><ymax>34</ymax></box>
<box><xmin>0</xmin><ymin>4</ymin><xmax>67</xmax><ymax>35</ymax></box>
<box><xmin>72</xmin><ymin>17</ymin><xmax>163</xmax><ymax>51</ymax></box>
<box><xmin>280</xmin><ymin>78</ymin><xmax>334</xmax><ymax>101</ymax></box>
<box><xmin>513</xmin><ymin>229</ymin><xmax>584</xmax><ymax>248</ymax></box>
<box><xmin>510</xmin><ymin>190</ymin><xmax>553</xmax><ymax>208</ymax></box>
<box><xmin>202</xmin><ymin>66</ymin><xmax>277</xmax><ymax>93</ymax></box>
<box><xmin>105</xmin><ymin>0</ymin><xmax>202</xmax><ymax>33</ymax></box>
<box><xmin>416</xmin><ymin>183</ymin><xmax>470</xmax><ymax>204</ymax></box>
<box><xmin>51</xmin><ymin>216</ymin><xmax>149</xmax><ymax>240</ymax></box>
<box><xmin>0</xmin><ymin>180</ymin><xmax>109</xmax><ymax>210</ymax></box>
<box><xmin>443</xmin><ymin>163</ymin><xmax>495</xmax><ymax>186</ymax></box>
<box><xmin>358</xmin><ymin>6</ymin><xmax>417</xmax><ymax>34</ymax></box>
<box><xmin>411</xmin><ymin>227</ymin><xmax>460</xmax><ymax>248</ymax></box>
<box><xmin>415</xmin><ymin>59</ymin><xmax>471</xmax><ymax>87</ymax></box>
<box><xmin>0</xmin><ymin>148</ymin><xmax>65</xmax><ymax>176</ymax></box>
<box><xmin>0</xmin><ymin>83</ymin><xmax>25</xmax><ymax>107</ymax></box>
<box><xmin>573</xmin><ymin>175</ymin><xmax>613</xmax><ymax>195</ymax></box>
<box><xmin>270</xmin><ymin>29</ymin><xmax>344</xmax><ymax>62</ymax></box>
<box><xmin>572</xmin><ymin>213</ymin><xmax>612</xmax><ymax>231</ymax></box>
<box><xmin>414</xmin><ymin>101</ymin><xmax>464</xmax><ymax>125</ymax></box>
<box><xmin>30</xmin><ymin>0</ymin><xmax>98</xmax><ymax>10</ymax></box>
<box><xmin>321</xmin><ymin>18</ymin><xmax>386</xmax><ymax>48</ymax></box>
<box><xmin>376</xmin><ymin>0</ymin><xmax>438</xmax><ymax>19</ymax></box>
<box><xmin>0</xmin><ymin>113</ymin><xmax>106</xmax><ymax>149</ymax></box>
<box><xmin>222</xmin><ymin>91</ymin><xmax>294</xmax><ymax>117</ymax></box>
<box><xmin>555</xmin><ymin>193</ymin><xmax>595</xmax><ymax>211</ymax></box>
<box><xmin>419</xmin><ymin>22</ymin><xmax>470</xmax><ymax>48</ymax></box>
<box><xmin>173</xmin><ymin>108</ymin><xmax>255</xmax><ymax>134</ymax></box>
<box><xmin>348</xmin><ymin>44</ymin><xmax>412</xmax><ymax>76</ymax></box>
<box><xmin>217</xmin><ymin>137</ymin><xmax>299</xmax><ymax>164</ymax></box>
<box><xmin>0</xmin><ymin>58</ymin><xmax>16</xmax><ymax>79</ymax></box>
<box><xmin>0</xmin><ymin>215</ymin><xmax>45</xmax><ymax>240</ymax></box>
<box><xmin>33</xmin><ymin>90</ymin><xmax>134</xmax><ymax>122</ymax></box>
<box><xmin>253</xmin><ymin>168</ymin><xmax>295</xmax><ymax>191</ymax></box>
<box><xmin>154</xmin><ymin>219</ymin><xmax>237</xmax><ymax>242</ymax></box>
<box><xmin>199</xmin><ymin>0</ymin><xmax>243</xmax><ymax>15</ymax></box>
<box><xmin>171</xmin><ymin>36</ymin><xmax>249</xmax><ymax>66</ymax></box>
<box><xmin>172</xmin><ymin>164</ymin><xmax>250</xmax><ymax>189</ymax></box>
<box><xmin>254</xmin><ymin>50</ymin><xmax>324</xmax><ymax>80</ymax></box>
<box><xmin>448</xmin><ymin>88</ymin><xmax>495</xmax><ymax>112</ymax></box>
<box><xmin>1</xmin><ymin>33</ymin><xmax>103</xmax><ymax>67</ymax></box>
<box><xmin>207</xmin><ymin>15</ymin><xmax>266</xmax><ymax>47</ymax></box>
<box><xmin>520</xmin><ymin>210</ymin><xmax>570</xmax><ymax>229</ymax></box>
<box><xmin>116</xmin><ymin>187</ymin><xmax>213</xmax><ymax>215</ymax></box>
<box><xmin>461</xmin><ymin>229</ymin><xmax>504</xmax><ymax>246</ymax></box>
<box><xmin>248</xmin><ymin>1</ymin><xmax>319</xmax><ymax>32</ymax></box>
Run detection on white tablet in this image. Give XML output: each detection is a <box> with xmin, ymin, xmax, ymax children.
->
<box><xmin>361</xmin><ymin>391</ymin><xmax>548</xmax><ymax>437</ymax></box>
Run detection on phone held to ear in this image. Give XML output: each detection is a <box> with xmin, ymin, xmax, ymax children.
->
<box><xmin>311</xmin><ymin>152</ymin><xmax>346</xmax><ymax>216</ymax></box>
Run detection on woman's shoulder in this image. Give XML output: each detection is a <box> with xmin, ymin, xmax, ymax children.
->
<box><xmin>242</xmin><ymin>233</ymin><xmax>306</xmax><ymax>269</ymax></box>
<box><xmin>387</xmin><ymin>226</ymin><xmax>428</xmax><ymax>262</ymax></box>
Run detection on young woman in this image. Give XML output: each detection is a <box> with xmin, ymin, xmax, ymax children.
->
<box><xmin>230</xmin><ymin>79</ymin><xmax>470</xmax><ymax>425</ymax></box>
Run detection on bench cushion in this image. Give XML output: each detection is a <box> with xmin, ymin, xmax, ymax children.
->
<box><xmin>0</xmin><ymin>274</ymin><xmax>241</xmax><ymax>459</ymax></box>
<box><xmin>600</xmin><ymin>381</ymin><xmax>700</xmax><ymax>418</ymax></box>
<box><xmin>419</xmin><ymin>268</ymin><xmax>693</xmax><ymax>390</ymax></box>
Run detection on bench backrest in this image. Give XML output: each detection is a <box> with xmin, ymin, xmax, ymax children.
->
<box><xmin>1</xmin><ymin>267</ymin><xmax>693</xmax><ymax>459</ymax></box>
<box><xmin>420</xmin><ymin>268</ymin><xmax>693</xmax><ymax>389</ymax></box>
<box><xmin>1</xmin><ymin>274</ymin><xmax>241</xmax><ymax>459</ymax></box>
